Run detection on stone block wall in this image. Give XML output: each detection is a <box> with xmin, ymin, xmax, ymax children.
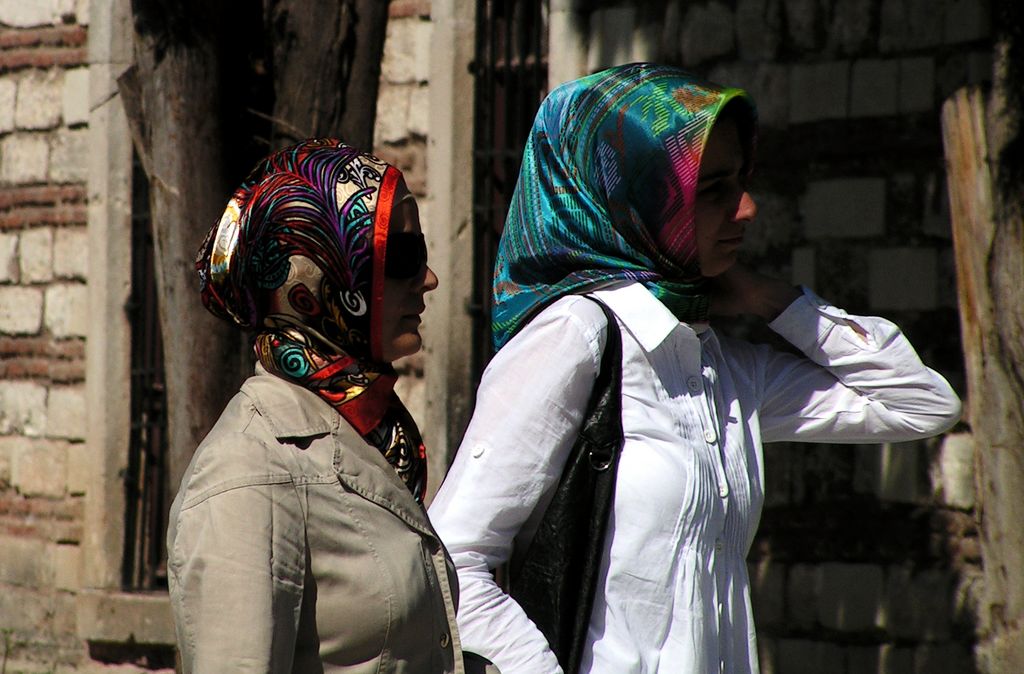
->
<box><xmin>0</xmin><ymin>1</ymin><xmax>94</xmax><ymax>671</ymax></box>
<box><xmin>582</xmin><ymin>0</ymin><xmax>984</xmax><ymax>671</ymax></box>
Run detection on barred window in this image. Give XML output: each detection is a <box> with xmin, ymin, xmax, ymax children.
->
<box><xmin>122</xmin><ymin>151</ymin><xmax>169</xmax><ymax>591</ymax></box>
<box><xmin>471</xmin><ymin>0</ymin><xmax>549</xmax><ymax>376</ymax></box>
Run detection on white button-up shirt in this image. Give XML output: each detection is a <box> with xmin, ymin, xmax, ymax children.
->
<box><xmin>429</xmin><ymin>283</ymin><xmax>961</xmax><ymax>674</ymax></box>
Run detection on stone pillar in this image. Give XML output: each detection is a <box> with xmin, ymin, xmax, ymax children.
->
<box><xmin>423</xmin><ymin>0</ymin><xmax>476</xmax><ymax>495</ymax></box>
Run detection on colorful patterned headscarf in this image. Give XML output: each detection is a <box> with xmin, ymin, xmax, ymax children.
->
<box><xmin>196</xmin><ymin>139</ymin><xmax>427</xmax><ymax>502</ymax></box>
<box><xmin>492</xmin><ymin>63</ymin><xmax>756</xmax><ymax>348</ymax></box>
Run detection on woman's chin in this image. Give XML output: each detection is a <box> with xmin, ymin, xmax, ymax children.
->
<box><xmin>382</xmin><ymin>332</ymin><xmax>423</xmax><ymax>363</ymax></box>
<box><xmin>700</xmin><ymin>259</ymin><xmax>737</xmax><ymax>278</ymax></box>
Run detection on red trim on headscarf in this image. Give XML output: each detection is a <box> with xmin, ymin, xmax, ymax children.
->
<box><xmin>309</xmin><ymin>355</ymin><xmax>357</xmax><ymax>381</ymax></box>
<box><xmin>370</xmin><ymin>166</ymin><xmax>399</xmax><ymax>362</ymax></box>
<box><xmin>322</xmin><ymin>372</ymin><xmax>399</xmax><ymax>435</ymax></box>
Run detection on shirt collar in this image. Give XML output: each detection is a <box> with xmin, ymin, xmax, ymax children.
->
<box><xmin>589</xmin><ymin>281</ymin><xmax>700</xmax><ymax>352</ymax></box>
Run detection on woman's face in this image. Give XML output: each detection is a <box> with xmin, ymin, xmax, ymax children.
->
<box><xmin>379</xmin><ymin>188</ymin><xmax>439</xmax><ymax>362</ymax></box>
<box><xmin>694</xmin><ymin>117</ymin><xmax>757</xmax><ymax>277</ymax></box>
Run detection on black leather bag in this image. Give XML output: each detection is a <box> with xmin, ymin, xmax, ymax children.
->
<box><xmin>508</xmin><ymin>298</ymin><xmax>623</xmax><ymax>674</ymax></box>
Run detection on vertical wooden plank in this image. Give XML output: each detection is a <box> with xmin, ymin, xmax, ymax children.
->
<box><xmin>943</xmin><ymin>86</ymin><xmax>1024</xmax><ymax>674</ymax></box>
<box><xmin>943</xmin><ymin>88</ymin><xmax>993</xmax><ymax>389</ymax></box>
<box><xmin>265</xmin><ymin>0</ymin><xmax>389</xmax><ymax>149</ymax></box>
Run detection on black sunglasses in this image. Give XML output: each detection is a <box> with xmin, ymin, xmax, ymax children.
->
<box><xmin>384</xmin><ymin>232</ymin><xmax>428</xmax><ymax>279</ymax></box>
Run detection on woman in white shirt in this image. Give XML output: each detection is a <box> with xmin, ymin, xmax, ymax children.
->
<box><xmin>428</xmin><ymin>63</ymin><xmax>961</xmax><ymax>674</ymax></box>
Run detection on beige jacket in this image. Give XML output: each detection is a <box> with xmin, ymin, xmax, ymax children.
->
<box><xmin>168</xmin><ymin>368</ymin><xmax>464</xmax><ymax>673</ymax></box>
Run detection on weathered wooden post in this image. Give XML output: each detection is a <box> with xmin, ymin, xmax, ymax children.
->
<box><xmin>942</xmin><ymin>46</ymin><xmax>1024</xmax><ymax>674</ymax></box>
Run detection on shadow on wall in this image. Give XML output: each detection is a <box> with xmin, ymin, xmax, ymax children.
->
<box><xmin>749</xmin><ymin>436</ymin><xmax>980</xmax><ymax>674</ymax></box>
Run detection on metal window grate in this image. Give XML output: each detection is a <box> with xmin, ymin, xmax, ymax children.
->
<box><xmin>122</xmin><ymin>151</ymin><xmax>170</xmax><ymax>591</ymax></box>
<box><xmin>471</xmin><ymin>0</ymin><xmax>549</xmax><ymax>377</ymax></box>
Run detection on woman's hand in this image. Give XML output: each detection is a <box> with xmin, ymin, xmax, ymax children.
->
<box><xmin>709</xmin><ymin>264</ymin><xmax>802</xmax><ymax>321</ymax></box>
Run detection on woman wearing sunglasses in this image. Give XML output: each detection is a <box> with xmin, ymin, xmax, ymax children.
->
<box><xmin>169</xmin><ymin>139</ymin><xmax>462</xmax><ymax>673</ymax></box>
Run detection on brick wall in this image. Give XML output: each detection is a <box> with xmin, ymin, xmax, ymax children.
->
<box><xmin>581</xmin><ymin>1</ymin><xmax>985</xmax><ymax>672</ymax></box>
<box><xmin>375</xmin><ymin>0</ymin><xmax>431</xmax><ymax>197</ymax></box>
<box><xmin>0</xmin><ymin>1</ymin><xmax>93</xmax><ymax>671</ymax></box>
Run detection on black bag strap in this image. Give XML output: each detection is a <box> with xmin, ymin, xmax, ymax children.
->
<box><xmin>508</xmin><ymin>296</ymin><xmax>623</xmax><ymax>674</ymax></box>
<box><xmin>578</xmin><ymin>299</ymin><xmax>623</xmax><ymax>471</ymax></box>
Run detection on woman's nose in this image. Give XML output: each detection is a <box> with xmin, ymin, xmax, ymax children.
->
<box><xmin>422</xmin><ymin>265</ymin><xmax>439</xmax><ymax>292</ymax></box>
<box><xmin>735</xmin><ymin>191</ymin><xmax>757</xmax><ymax>222</ymax></box>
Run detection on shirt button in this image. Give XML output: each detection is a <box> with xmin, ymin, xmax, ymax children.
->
<box><xmin>471</xmin><ymin>445</ymin><xmax>485</xmax><ymax>459</ymax></box>
<box><xmin>686</xmin><ymin>376</ymin><xmax>701</xmax><ymax>393</ymax></box>
<box><xmin>704</xmin><ymin>428</ymin><xmax>717</xmax><ymax>444</ymax></box>
<box><xmin>440</xmin><ymin>632</ymin><xmax>450</xmax><ymax>648</ymax></box>
<box><xmin>718</xmin><ymin>483</ymin><xmax>729</xmax><ymax>498</ymax></box>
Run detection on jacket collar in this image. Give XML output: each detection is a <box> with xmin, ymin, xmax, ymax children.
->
<box><xmin>243</xmin><ymin>364</ymin><xmax>340</xmax><ymax>439</ymax></box>
<box><xmin>243</xmin><ymin>365</ymin><xmax>438</xmax><ymax>539</ymax></box>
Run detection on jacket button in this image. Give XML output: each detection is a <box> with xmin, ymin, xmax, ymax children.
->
<box><xmin>440</xmin><ymin>632</ymin><xmax>450</xmax><ymax>648</ymax></box>
<box><xmin>687</xmin><ymin>376</ymin><xmax>701</xmax><ymax>393</ymax></box>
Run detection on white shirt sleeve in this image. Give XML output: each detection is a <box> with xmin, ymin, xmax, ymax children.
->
<box><xmin>757</xmin><ymin>288</ymin><xmax>962</xmax><ymax>442</ymax></box>
<box><xmin>429</xmin><ymin>296</ymin><xmax>607</xmax><ymax>674</ymax></box>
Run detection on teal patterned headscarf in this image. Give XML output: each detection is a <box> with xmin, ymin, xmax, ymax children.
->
<box><xmin>492</xmin><ymin>63</ymin><xmax>756</xmax><ymax>349</ymax></box>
